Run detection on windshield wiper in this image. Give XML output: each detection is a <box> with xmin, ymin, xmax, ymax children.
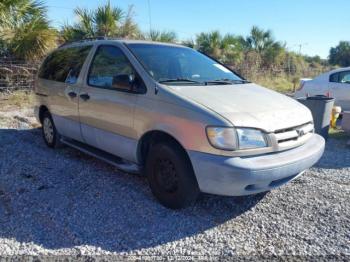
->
<box><xmin>158</xmin><ymin>78</ymin><xmax>250</xmax><ymax>85</ymax></box>
<box><xmin>158</xmin><ymin>78</ymin><xmax>204</xmax><ymax>84</ymax></box>
<box><xmin>205</xmin><ymin>80</ymin><xmax>232</xmax><ymax>85</ymax></box>
<box><xmin>207</xmin><ymin>79</ymin><xmax>250</xmax><ymax>85</ymax></box>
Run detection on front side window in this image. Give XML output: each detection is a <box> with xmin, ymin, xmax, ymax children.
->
<box><xmin>39</xmin><ymin>45</ymin><xmax>92</xmax><ymax>84</ymax></box>
<box><xmin>88</xmin><ymin>45</ymin><xmax>134</xmax><ymax>91</ymax></box>
<box><xmin>127</xmin><ymin>43</ymin><xmax>243</xmax><ymax>85</ymax></box>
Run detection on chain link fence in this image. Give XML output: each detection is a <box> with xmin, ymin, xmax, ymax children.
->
<box><xmin>0</xmin><ymin>60</ymin><xmax>39</xmax><ymax>93</ymax></box>
<box><xmin>234</xmin><ymin>65</ymin><xmax>327</xmax><ymax>80</ymax></box>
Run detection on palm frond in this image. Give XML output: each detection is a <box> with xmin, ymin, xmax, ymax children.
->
<box><xmin>61</xmin><ymin>23</ymin><xmax>87</xmax><ymax>42</ymax></box>
<box><xmin>94</xmin><ymin>1</ymin><xmax>124</xmax><ymax>37</ymax></box>
<box><xmin>60</xmin><ymin>2</ymin><xmax>140</xmax><ymax>41</ymax></box>
<box><xmin>0</xmin><ymin>0</ymin><xmax>58</xmax><ymax>61</ymax></box>
<box><xmin>118</xmin><ymin>5</ymin><xmax>140</xmax><ymax>38</ymax></box>
<box><xmin>74</xmin><ymin>7</ymin><xmax>94</xmax><ymax>37</ymax></box>
<box><xmin>196</xmin><ymin>31</ymin><xmax>222</xmax><ymax>58</ymax></box>
<box><xmin>11</xmin><ymin>16</ymin><xmax>57</xmax><ymax>61</ymax></box>
<box><xmin>146</xmin><ymin>30</ymin><xmax>177</xmax><ymax>43</ymax></box>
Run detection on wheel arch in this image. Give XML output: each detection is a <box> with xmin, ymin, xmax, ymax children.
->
<box><xmin>38</xmin><ymin>105</ymin><xmax>49</xmax><ymax>123</ymax></box>
<box><xmin>137</xmin><ymin>130</ymin><xmax>193</xmax><ymax>168</ymax></box>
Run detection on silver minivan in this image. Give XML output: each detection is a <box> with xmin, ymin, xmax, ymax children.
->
<box><xmin>34</xmin><ymin>39</ymin><xmax>325</xmax><ymax>209</ymax></box>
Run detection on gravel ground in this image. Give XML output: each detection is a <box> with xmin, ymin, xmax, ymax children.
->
<box><xmin>0</xmin><ymin>108</ymin><xmax>349</xmax><ymax>260</ymax></box>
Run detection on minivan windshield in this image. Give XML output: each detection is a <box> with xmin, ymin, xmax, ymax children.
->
<box><xmin>126</xmin><ymin>43</ymin><xmax>244</xmax><ymax>85</ymax></box>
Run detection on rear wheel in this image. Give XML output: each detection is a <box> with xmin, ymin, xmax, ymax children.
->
<box><xmin>42</xmin><ymin>111</ymin><xmax>62</xmax><ymax>148</ymax></box>
<box><xmin>146</xmin><ymin>141</ymin><xmax>199</xmax><ymax>209</ymax></box>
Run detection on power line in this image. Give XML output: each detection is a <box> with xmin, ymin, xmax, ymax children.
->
<box><xmin>46</xmin><ymin>5</ymin><xmax>74</xmax><ymax>10</ymax></box>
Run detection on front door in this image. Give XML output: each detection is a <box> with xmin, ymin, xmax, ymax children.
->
<box><xmin>78</xmin><ymin>45</ymin><xmax>138</xmax><ymax>162</ymax></box>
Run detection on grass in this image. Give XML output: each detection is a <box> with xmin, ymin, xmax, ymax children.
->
<box><xmin>250</xmin><ymin>75</ymin><xmax>296</xmax><ymax>94</ymax></box>
<box><xmin>329</xmin><ymin>127</ymin><xmax>350</xmax><ymax>140</ymax></box>
<box><xmin>0</xmin><ymin>90</ymin><xmax>35</xmax><ymax>109</ymax></box>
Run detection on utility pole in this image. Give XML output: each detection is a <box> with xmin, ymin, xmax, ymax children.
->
<box><xmin>297</xmin><ymin>43</ymin><xmax>308</xmax><ymax>55</ymax></box>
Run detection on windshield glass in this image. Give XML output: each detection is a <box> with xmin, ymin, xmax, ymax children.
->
<box><xmin>127</xmin><ymin>43</ymin><xmax>243</xmax><ymax>84</ymax></box>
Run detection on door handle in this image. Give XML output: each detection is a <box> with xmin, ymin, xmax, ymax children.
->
<box><xmin>80</xmin><ymin>93</ymin><xmax>90</xmax><ymax>101</ymax></box>
<box><xmin>68</xmin><ymin>91</ymin><xmax>77</xmax><ymax>98</ymax></box>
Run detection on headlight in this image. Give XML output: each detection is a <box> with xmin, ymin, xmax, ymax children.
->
<box><xmin>206</xmin><ymin>127</ymin><xmax>268</xmax><ymax>151</ymax></box>
<box><xmin>236</xmin><ymin>128</ymin><xmax>267</xmax><ymax>149</ymax></box>
<box><xmin>206</xmin><ymin>127</ymin><xmax>237</xmax><ymax>150</ymax></box>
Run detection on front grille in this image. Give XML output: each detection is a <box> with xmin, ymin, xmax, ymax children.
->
<box><xmin>274</xmin><ymin>122</ymin><xmax>314</xmax><ymax>145</ymax></box>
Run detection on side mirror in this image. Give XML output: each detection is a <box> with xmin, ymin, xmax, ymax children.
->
<box><xmin>112</xmin><ymin>74</ymin><xmax>134</xmax><ymax>90</ymax></box>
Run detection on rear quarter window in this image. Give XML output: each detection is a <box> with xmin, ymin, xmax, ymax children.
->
<box><xmin>39</xmin><ymin>45</ymin><xmax>92</xmax><ymax>83</ymax></box>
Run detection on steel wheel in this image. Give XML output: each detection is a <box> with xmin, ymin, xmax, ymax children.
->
<box><xmin>146</xmin><ymin>141</ymin><xmax>200</xmax><ymax>209</ymax></box>
<box><xmin>154</xmin><ymin>158</ymin><xmax>179</xmax><ymax>193</ymax></box>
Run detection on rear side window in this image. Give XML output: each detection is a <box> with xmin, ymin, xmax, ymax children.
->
<box><xmin>87</xmin><ymin>45</ymin><xmax>134</xmax><ymax>90</ymax></box>
<box><xmin>330</xmin><ymin>71</ymin><xmax>350</xmax><ymax>84</ymax></box>
<box><xmin>339</xmin><ymin>71</ymin><xmax>350</xmax><ymax>84</ymax></box>
<box><xmin>39</xmin><ymin>46</ymin><xmax>92</xmax><ymax>84</ymax></box>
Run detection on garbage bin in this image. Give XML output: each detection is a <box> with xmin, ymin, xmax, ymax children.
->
<box><xmin>297</xmin><ymin>95</ymin><xmax>335</xmax><ymax>140</ymax></box>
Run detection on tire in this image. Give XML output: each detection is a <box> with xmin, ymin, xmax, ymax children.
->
<box><xmin>41</xmin><ymin>111</ymin><xmax>62</xmax><ymax>148</ymax></box>
<box><xmin>146</xmin><ymin>141</ymin><xmax>200</xmax><ymax>209</ymax></box>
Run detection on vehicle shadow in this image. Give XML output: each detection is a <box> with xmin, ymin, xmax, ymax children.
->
<box><xmin>0</xmin><ymin>127</ymin><xmax>266</xmax><ymax>252</ymax></box>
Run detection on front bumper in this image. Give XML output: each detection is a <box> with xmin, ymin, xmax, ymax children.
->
<box><xmin>188</xmin><ymin>134</ymin><xmax>325</xmax><ymax>196</ymax></box>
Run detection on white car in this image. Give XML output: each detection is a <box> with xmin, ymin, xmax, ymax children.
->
<box><xmin>295</xmin><ymin>67</ymin><xmax>350</xmax><ymax>111</ymax></box>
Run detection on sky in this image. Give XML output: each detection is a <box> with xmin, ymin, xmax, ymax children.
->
<box><xmin>45</xmin><ymin>0</ymin><xmax>350</xmax><ymax>59</ymax></box>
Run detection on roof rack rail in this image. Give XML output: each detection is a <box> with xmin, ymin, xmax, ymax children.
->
<box><xmin>58</xmin><ymin>36</ymin><xmax>109</xmax><ymax>48</ymax></box>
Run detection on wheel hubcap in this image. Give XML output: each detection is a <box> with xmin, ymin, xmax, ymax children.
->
<box><xmin>43</xmin><ymin>117</ymin><xmax>54</xmax><ymax>144</ymax></box>
<box><xmin>155</xmin><ymin>158</ymin><xmax>178</xmax><ymax>193</ymax></box>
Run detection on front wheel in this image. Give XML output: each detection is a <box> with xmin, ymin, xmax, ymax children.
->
<box><xmin>146</xmin><ymin>141</ymin><xmax>200</xmax><ymax>209</ymax></box>
<box><xmin>42</xmin><ymin>111</ymin><xmax>62</xmax><ymax>148</ymax></box>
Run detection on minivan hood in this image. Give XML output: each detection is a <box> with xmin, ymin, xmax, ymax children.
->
<box><xmin>168</xmin><ymin>83</ymin><xmax>312</xmax><ymax>132</ymax></box>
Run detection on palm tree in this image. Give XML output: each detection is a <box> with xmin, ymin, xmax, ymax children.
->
<box><xmin>243</xmin><ymin>26</ymin><xmax>285</xmax><ymax>68</ymax></box>
<box><xmin>61</xmin><ymin>23</ymin><xmax>87</xmax><ymax>43</ymax></box>
<box><xmin>181</xmin><ymin>39</ymin><xmax>195</xmax><ymax>48</ymax></box>
<box><xmin>118</xmin><ymin>6</ymin><xmax>142</xmax><ymax>39</ymax></box>
<box><xmin>73</xmin><ymin>8</ymin><xmax>94</xmax><ymax>38</ymax></box>
<box><xmin>144</xmin><ymin>30</ymin><xmax>177</xmax><ymax>43</ymax></box>
<box><xmin>61</xmin><ymin>2</ymin><xmax>140</xmax><ymax>42</ymax></box>
<box><xmin>195</xmin><ymin>31</ymin><xmax>244</xmax><ymax>65</ymax></box>
<box><xmin>245</xmin><ymin>26</ymin><xmax>274</xmax><ymax>54</ymax></box>
<box><xmin>94</xmin><ymin>2</ymin><xmax>123</xmax><ymax>37</ymax></box>
<box><xmin>0</xmin><ymin>0</ymin><xmax>58</xmax><ymax>61</ymax></box>
<box><xmin>220</xmin><ymin>34</ymin><xmax>244</xmax><ymax>65</ymax></box>
<box><xmin>10</xmin><ymin>17</ymin><xmax>57</xmax><ymax>61</ymax></box>
<box><xmin>196</xmin><ymin>31</ymin><xmax>223</xmax><ymax>58</ymax></box>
